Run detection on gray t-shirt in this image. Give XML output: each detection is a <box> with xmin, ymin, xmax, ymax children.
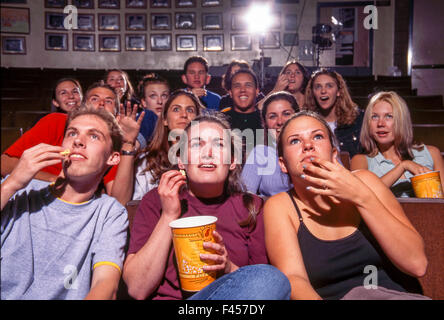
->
<box><xmin>1</xmin><ymin>180</ymin><xmax>128</xmax><ymax>300</ymax></box>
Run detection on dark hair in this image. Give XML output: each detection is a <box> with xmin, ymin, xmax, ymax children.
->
<box><xmin>65</xmin><ymin>103</ymin><xmax>123</xmax><ymax>153</ymax></box>
<box><xmin>138</xmin><ymin>89</ymin><xmax>204</xmax><ymax>183</ymax></box>
<box><xmin>261</xmin><ymin>91</ymin><xmax>300</xmax><ymax>124</ymax></box>
<box><xmin>51</xmin><ymin>78</ymin><xmax>83</xmax><ymax>111</ymax></box>
<box><xmin>280</xmin><ymin>60</ymin><xmax>310</xmax><ymax>94</ymax></box>
<box><xmin>137</xmin><ymin>73</ymin><xmax>170</xmax><ymax>98</ymax></box>
<box><xmin>222</xmin><ymin>59</ymin><xmax>251</xmax><ymax>92</ymax></box>
<box><xmin>179</xmin><ymin>112</ymin><xmax>262</xmax><ymax>229</ymax></box>
<box><xmin>277</xmin><ymin>110</ymin><xmax>337</xmax><ymax>158</ymax></box>
<box><xmin>227</xmin><ymin>69</ymin><xmax>259</xmax><ymax>91</ymax></box>
<box><xmin>84</xmin><ymin>81</ymin><xmax>119</xmax><ymax>115</ymax></box>
<box><xmin>104</xmin><ymin>69</ymin><xmax>135</xmax><ymax>102</ymax></box>
<box><xmin>261</xmin><ymin>91</ymin><xmax>299</xmax><ymax>146</ymax></box>
<box><xmin>183</xmin><ymin>56</ymin><xmax>209</xmax><ymax>74</ymax></box>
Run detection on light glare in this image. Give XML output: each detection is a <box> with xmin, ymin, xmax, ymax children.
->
<box><xmin>244</xmin><ymin>3</ymin><xmax>273</xmax><ymax>34</ymax></box>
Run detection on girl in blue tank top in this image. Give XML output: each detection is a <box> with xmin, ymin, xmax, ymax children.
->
<box><xmin>264</xmin><ymin>110</ymin><xmax>429</xmax><ymax>300</ymax></box>
<box><xmin>351</xmin><ymin>91</ymin><xmax>444</xmax><ymax>197</ymax></box>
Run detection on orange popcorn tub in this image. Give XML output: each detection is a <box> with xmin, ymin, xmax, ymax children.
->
<box><xmin>410</xmin><ymin>171</ymin><xmax>444</xmax><ymax>199</ymax></box>
<box><xmin>169</xmin><ymin>216</ymin><xmax>218</xmax><ymax>292</ymax></box>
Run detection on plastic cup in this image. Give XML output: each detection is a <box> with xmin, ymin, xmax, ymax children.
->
<box><xmin>410</xmin><ymin>171</ymin><xmax>444</xmax><ymax>199</ymax></box>
<box><xmin>169</xmin><ymin>215</ymin><xmax>218</xmax><ymax>292</ymax></box>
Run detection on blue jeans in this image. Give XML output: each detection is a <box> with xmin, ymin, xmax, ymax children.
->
<box><xmin>188</xmin><ymin>264</ymin><xmax>291</xmax><ymax>300</ymax></box>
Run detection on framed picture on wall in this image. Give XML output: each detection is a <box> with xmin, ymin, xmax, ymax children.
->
<box><xmin>231</xmin><ymin>14</ymin><xmax>247</xmax><ymax>30</ymax></box>
<box><xmin>126</xmin><ymin>0</ymin><xmax>147</xmax><ymax>8</ymax></box>
<box><xmin>271</xmin><ymin>11</ymin><xmax>281</xmax><ymax>29</ymax></box>
<box><xmin>175</xmin><ymin>0</ymin><xmax>195</xmax><ymax>8</ymax></box>
<box><xmin>231</xmin><ymin>0</ymin><xmax>249</xmax><ymax>7</ymax></box>
<box><xmin>151</xmin><ymin>13</ymin><xmax>171</xmax><ymax>30</ymax></box>
<box><xmin>203</xmin><ymin>34</ymin><xmax>223</xmax><ymax>51</ymax></box>
<box><xmin>202</xmin><ymin>0</ymin><xmax>221</xmax><ymax>7</ymax></box>
<box><xmin>150</xmin><ymin>33</ymin><xmax>172</xmax><ymax>51</ymax></box>
<box><xmin>230</xmin><ymin>33</ymin><xmax>251</xmax><ymax>51</ymax></box>
<box><xmin>283</xmin><ymin>33</ymin><xmax>298</xmax><ymax>46</ymax></box>
<box><xmin>45</xmin><ymin>12</ymin><xmax>66</xmax><ymax>30</ymax></box>
<box><xmin>202</xmin><ymin>13</ymin><xmax>222</xmax><ymax>30</ymax></box>
<box><xmin>0</xmin><ymin>1</ymin><xmax>27</xmax><ymax>3</ymax></box>
<box><xmin>125</xmin><ymin>34</ymin><xmax>146</xmax><ymax>51</ymax></box>
<box><xmin>98</xmin><ymin>0</ymin><xmax>120</xmax><ymax>9</ymax></box>
<box><xmin>259</xmin><ymin>32</ymin><xmax>280</xmax><ymax>49</ymax></box>
<box><xmin>1</xmin><ymin>36</ymin><xmax>26</xmax><ymax>54</ymax></box>
<box><xmin>126</xmin><ymin>13</ymin><xmax>147</xmax><ymax>31</ymax></box>
<box><xmin>285</xmin><ymin>14</ymin><xmax>297</xmax><ymax>30</ymax></box>
<box><xmin>176</xmin><ymin>34</ymin><xmax>197</xmax><ymax>51</ymax></box>
<box><xmin>77</xmin><ymin>14</ymin><xmax>94</xmax><ymax>31</ymax></box>
<box><xmin>99</xmin><ymin>34</ymin><xmax>121</xmax><ymax>51</ymax></box>
<box><xmin>73</xmin><ymin>33</ymin><xmax>95</xmax><ymax>51</ymax></box>
<box><xmin>175</xmin><ymin>13</ymin><xmax>195</xmax><ymax>29</ymax></box>
<box><xmin>1</xmin><ymin>7</ymin><xmax>30</xmax><ymax>34</ymax></box>
<box><xmin>150</xmin><ymin>0</ymin><xmax>170</xmax><ymax>8</ymax></box>
<box><xmin>45</xmin><ymin>0</ymin><xmax>67</xmax><ymax>8</ymax></box>
<box><xmin>45</xmin><ymin>32</ymin><xmax>68</xmax><ymax>51</ymax></box>
<box><xmin>72</xmin><ymin>0</ymin><xmax>94</xmax><ymax>8</ymax></box>
<box><xmin>98</xmin><ymin>14</ymin><xmax>120</xmax><ymax>31</ymax></box>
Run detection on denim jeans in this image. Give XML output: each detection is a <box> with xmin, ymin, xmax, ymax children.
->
<box><xmin>188</xmin><ymin>264</ymin><xmax>291</xmax><ymax>300</ymax></box>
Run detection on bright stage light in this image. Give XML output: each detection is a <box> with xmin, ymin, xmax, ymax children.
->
<box><xmin>243</xmin><ymin>3</ymin><xmax>274</xmax><ymax>34</ymax></box>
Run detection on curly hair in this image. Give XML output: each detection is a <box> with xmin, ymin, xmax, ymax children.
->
<box><xmin>304</xmin><ymin>69</ymin><xmax>359</xmax><ymax>126</ymax></box>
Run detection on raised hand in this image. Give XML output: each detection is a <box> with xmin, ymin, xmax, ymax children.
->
<box><xmin>273</xmin><ymin>73</ymin><xmax>290</xmax><ymax>92</ymax></box>
<box><xmin>116</xmin><ymin>101</ymin><xmax>145</xmax><ymax>146</ymax></box>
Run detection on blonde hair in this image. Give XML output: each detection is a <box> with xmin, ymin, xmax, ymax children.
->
<box><xmin>304</xmin><ymin>69</ymin><xmax>359</xmax><ymax>126</ymax></box>
<box><xmin>360</xmin><ymin>91</ymin><xmax>423</xmax><ymax>159</ymax></box>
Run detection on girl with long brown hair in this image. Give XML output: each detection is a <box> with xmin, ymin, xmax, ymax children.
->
<box><xmin>123</xmin><ymin>112</ymin><xmax>290</xmax><ymax>300</ymax></box>
<box><xmin>304</xmin><ymin>69</ymin><xmax>364</xmax><ymax>158</ymax></box>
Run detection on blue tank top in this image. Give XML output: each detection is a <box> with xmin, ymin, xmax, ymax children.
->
<box><xmin>287</xmin><ymin>191</ymin><xmax>421</xmax><ymax>299</ymax></box>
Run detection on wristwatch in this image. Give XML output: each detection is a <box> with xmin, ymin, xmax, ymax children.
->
<box><xmin>121</xmin><ymin>140</ymin><xmax>137</xmax><ymax>156</ymax></box>
<box><xmin>121</xmin><ymin>149</ymin><xmax>137</xmax><ymax>156</ymax></box>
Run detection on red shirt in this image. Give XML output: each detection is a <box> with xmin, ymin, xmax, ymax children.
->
<box><xmin>128</xmin><ymin>188</ymin><xmax>268</xmax><ymax>300</ymax></box>
<box><xmin>3</xmin><ymin>112</ymin><xmax>117</xmax><ymax>184</ymax></box>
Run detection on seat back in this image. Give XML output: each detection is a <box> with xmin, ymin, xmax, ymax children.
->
<box><xmin>125</xmin><ymin>200</ymin><xmax>141</xmax><ymax>232</ymax></box>
<box><xmin>398</xmin><ymin>198</ymin><xmax>444</xmax><ymax>299</ymax></box>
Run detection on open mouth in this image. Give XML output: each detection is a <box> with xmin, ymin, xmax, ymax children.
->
<box><xmin>69</xmin><ymin>153</ymin><xmax>87</xmax><ymax>160</ymax></box>
<box><xmin>376</xmin><ymin>131</ymin><xmax>389</xmax><ymax>137</ymax></box>
<box><xmin>198</xmin><ymin>163</ymin><xmax>217</xmax><ymax>169</ymax></box>
<box><xmin>319</xmin><ymin>96</ymin><xmax>329</xmax><ymax>102</ymax></box>
<box><xmin>301</xmin><ymin>156</ymin><xmax>314</xmax><ymax>163</ymax></box>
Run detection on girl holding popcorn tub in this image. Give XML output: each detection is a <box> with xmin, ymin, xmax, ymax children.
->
<box><xmin>123</xmin><ymin>112</ymin><xmax>290</xmax><ymax>300</ymax></box>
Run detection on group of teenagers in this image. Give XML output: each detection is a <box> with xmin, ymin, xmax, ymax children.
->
<box><xmin>1</xmin><ymin>55</ymin><xmax>443</xmax><ymax>300</ymax></box>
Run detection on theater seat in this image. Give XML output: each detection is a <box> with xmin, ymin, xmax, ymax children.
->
<box><xmin>398</xmin><ymin>198</ymin><xmax>444</xmax><ymax>300</ymax></box>
<box><xmin>125</xmin><ymin>200</ymin><xmax>140</xmax><ymax>232</ymax></box>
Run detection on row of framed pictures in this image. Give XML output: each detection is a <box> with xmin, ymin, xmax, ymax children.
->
<box><xmin>43</xmin><ymin>12</ymin><xmax>297</xmax><ymax>32</ymax></box>
<box><xmin>44</xmin><ymin>1</ymin><xmax>251</xmax><ymax>9</ymax></box>
<box><xmin>2</xmin><ymin>32</ymin><xmax>298</xmax><ymax>54</ymax></box>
